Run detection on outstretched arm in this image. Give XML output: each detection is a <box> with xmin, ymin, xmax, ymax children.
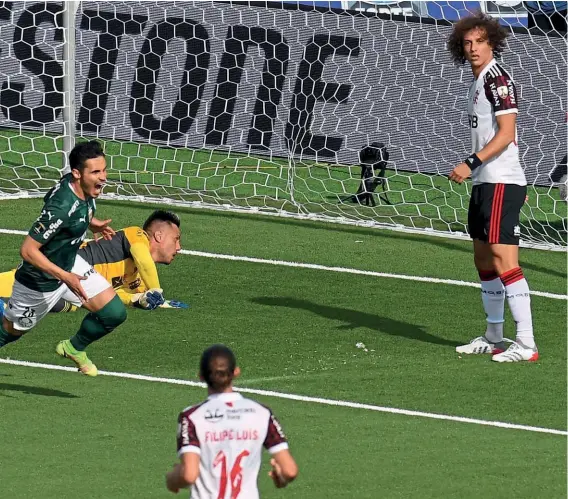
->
<box><xmin>89</xmin><ymin>217</ymin><xmax>115</xmax><ymax>241</ymax></box>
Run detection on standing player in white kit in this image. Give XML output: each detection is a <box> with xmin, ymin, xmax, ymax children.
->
<box><xmin>166</xmin><ymin>345</ymin><xmax>298</xmax><ymax>497</ymax></box>
<box><xmin>447</xmin><ymin>13</ymin><xmax>538</xmax><ymax>362</ymax></box>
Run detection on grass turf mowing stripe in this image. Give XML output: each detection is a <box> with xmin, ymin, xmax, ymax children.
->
<box><xmin>1</xmin><ymin>358</ymin><xmax>566</xmax><ymax>436</ymax></box>
<box><xmin>0</xmin><ymin>228</ymin><xmax>566</xmax><ymax>300</ymax></box>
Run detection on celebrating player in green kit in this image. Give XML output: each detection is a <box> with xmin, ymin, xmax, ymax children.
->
<box><xmin>0</xmin><ymin>141</ymin><xmax>127</xmax><ymax>376</ymax></box>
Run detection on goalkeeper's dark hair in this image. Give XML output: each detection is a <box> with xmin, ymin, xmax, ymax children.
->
<box><xmin>200</xmin><ymin>344</ymin><xmax>237</xmax><ymax>392</ymax></box>
<box><xmin>447</xmin><ymin>12</ymin><xmax>509</xmax><ymax>65</ymax></box>
<box><xmin>143</xmin><ymin>210</ymin><xmax>181</xmax><ymax>233</ymax></box>
<box><xmin>69</xmin><ymin>140</ymin><xmax>105</xmax><ymax>173</ymax></box>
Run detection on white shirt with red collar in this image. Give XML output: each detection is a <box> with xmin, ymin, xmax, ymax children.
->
<box><xmin>467</xmin><ymin>58</ymin><xmax>526</xmax><ymax>186</ymax></box>
<box><xmin>177</xmin><ymin>392</ymin><xmax>289</xmax><ymax>499</ymax></box>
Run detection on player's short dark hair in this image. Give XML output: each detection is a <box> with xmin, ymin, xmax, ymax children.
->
<box><xmin>200</xmin><ymin>344</ymin><xmax>237</xmax><ymax>392</ymax></box>
<box><xmin>447</xmin><ymin>12</ymin><xmax>509</xmax><ymax>65</ymax></box>
<box><xmin>69</xmin><ymin>140</ymin><xmax>105</xmax><ymax>172</ymax></box>
<box><xmin>142</xmin><ymin>210</ymin><xmax>181</xmax><ymax>233</ymax></box>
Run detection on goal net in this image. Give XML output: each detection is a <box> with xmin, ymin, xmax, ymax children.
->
<box><xmin>0</xmin><ymin>1</ymin><xmax>566</xmax><ymax>249</ymax></box>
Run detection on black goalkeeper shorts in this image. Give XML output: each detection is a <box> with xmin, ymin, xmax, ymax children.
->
<box><xmin>468</xmin><ymin>183</ymin><xmax>526</xmax><ymax>245</ymax></box>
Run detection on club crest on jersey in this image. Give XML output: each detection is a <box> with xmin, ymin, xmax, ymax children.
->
<box><xmin>473</xmin><ymin>89</ymin><xmax>480</xmax><ymax>104</ymax></box>
<box><xmin>497</xmin><ymin>86</ymin><xmax>509</xmax><ymax>98</ymax></box>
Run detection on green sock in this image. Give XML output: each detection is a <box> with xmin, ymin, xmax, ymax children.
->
<box><xmin>70</xmin><ymin>295</ymin><xmax>127</xmax><ymax>351</ymax></box>
<box><xmin>0</xmin><ymin>323</ymin><xmax>21</xmax><ymax>348</ymax></box>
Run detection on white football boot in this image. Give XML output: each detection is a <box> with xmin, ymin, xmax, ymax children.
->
<box><xmin>456</xmin><ymin>336</ymin><xmax>510</xmax><ymax>355</ymax></box>
<box><xmin>492</xmin><ymin>341</ymin><xmax>539</xmax><ymax>363</ymax></box>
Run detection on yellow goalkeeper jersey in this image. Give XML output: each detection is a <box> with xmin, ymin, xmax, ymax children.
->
<box><xmin>78</xmin><ymin>226</ymin><xmax>161</xmax><ymax>304</ymax></box>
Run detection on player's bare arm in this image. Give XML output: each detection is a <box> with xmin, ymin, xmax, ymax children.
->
<box><xmin>20</xmin><ymin>236</ymin><xmax>88</xmax><ymax>302</ymax></box>
<box><xmin>166</xmin><ymin>453</ymin><xmax>200</xmax><ymax>493</ymax></box>
<box><xmin>477</xmin><ymin>113</ymin><xmax>517</xmax><ymax>162</ymax></box>
<box><xmin>268</xmin><ymin>450</ymin><xmax>298</xmax><ymax>488</ymax></box>
<box><xmin>90</xmin><ymin>217</ymin><xmax>115</xmax><ymax>241</ymax></box>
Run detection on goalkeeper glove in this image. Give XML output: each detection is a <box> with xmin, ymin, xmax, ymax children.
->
<box><xmin>161</xmin><ymin>300</ymin><xmax>190</xmax><ymax>309</ymax></box>
<box><xmin>135</xmin><ymin>288</ymin><xmax>165</xmax><ymax>310</ymax></box>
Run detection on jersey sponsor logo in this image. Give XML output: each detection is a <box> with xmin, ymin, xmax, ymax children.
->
<box><xmin>129</xmin><ymin>278</ymin><xmax>141</xmax><ymax>290</ymax></box>
<box><xmin>226</xmin><ymin>407</ymin><xmax>256</xmax><ymax>420</ymax></box>
<box><xmin>180</xmin><ymin>417</ymin><xmax>191</xmax><ymax>446</ymax></box>
<box><xmin>79</xmin><ymin>216</ymin><xmax>86</xmax><ymax>223</ymax></box>
<box><xmin>88</xmin><ymin>207</ymin><xmax>94</xmax><ymax>222</ymax></box>
<box><xmin>112</xmin><ymin>276</ymin><xmax>124</xmax><ymax>288</ymax></box>
<box><xmin>205</xmin><ymin>409</ymin><xmax>224</xmax><ymax>423</ymax></box>
<box><xmin>270</xmin><ymin>414</ymin><xmax>286</xmax><ymax>439</ymax></box>
<box><xmin>71</xmin><ymin>232</ymin><xmax>87</xmax><ymax>245</ymax></box>
<box><xmin>33</xmin><ymin>222</ymin><xmax>46</xmax><ymax>234</ymax></box>
<box><xmin>473</xmin><ymin>89</ymin><xmax>480</xmax><ymax>104</ymax></box>
<box><xmin>489</xmin><ymin>82</ymin><xmax>500</xmax><ymax>107</ymax></box>
<box><xmin>205</xmin><ymin>429</ymin><xmax>259</xmax><ymax>442</ymax></box>
<box><xmin>507</xmin><ymin>80</ymin><xmax>516</xmax><ymax>105</ymax></box>
<box><xmin>83</xmin><ymin>267</ymin><xmax>96</xmax><ymax>278</ymax></box>
<box><xmin>43</xmin><ymin>219</ymin><xmax>63</xmax><ymax>239</ymax></box>
<box><xmin>67</xmin><ymin>200</ymin><xmax>80</xmax><ymax>217</ymax></box>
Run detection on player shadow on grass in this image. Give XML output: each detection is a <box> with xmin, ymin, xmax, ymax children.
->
<box><xmin>252</xmin><ymin>297</ymin><xmax>460</xmax><ymax>347</ymax></box>
<box><xmin>0</xmin><ymin>383</ymin><xmax>79</xmax><ymax>398</ymax></box>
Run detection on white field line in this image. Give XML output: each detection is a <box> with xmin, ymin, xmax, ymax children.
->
<box><xmin>0</xmin><ymin>228</ymin><xmax>566</xmax><ymax>301</ymax></box>
<box><xmin>0</xmin><ymin>358</ymin><xmax>566</xmax><ymax>436</ymax></box>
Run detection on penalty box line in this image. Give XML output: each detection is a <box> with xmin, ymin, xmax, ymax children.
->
<box><xmin>0</xmin><ymin>358</ymin><xmax>566</xmax><ymax>437</ymax></box>
<box><xmin>0</xmin><ymin>228</ymin><xmax>566</xmax><ymax>301</ymax></box>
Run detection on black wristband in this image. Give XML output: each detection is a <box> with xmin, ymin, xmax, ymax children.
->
<box><xmin>464</xmin><ymin>153</ymin><xmax>482</xmax><ymax>171</ymax></box>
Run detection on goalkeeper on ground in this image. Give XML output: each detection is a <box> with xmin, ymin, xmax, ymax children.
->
<box><xmin>0</xmin><ymin>210</ymin><xmax>187</xmax><ymax>312</ymax></box>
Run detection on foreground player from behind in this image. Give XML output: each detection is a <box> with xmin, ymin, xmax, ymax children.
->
<box><xmin>447</xmin><ymin>14</ymin><xmax>537</xmax><ymax>362</ymax></box>
<box><xmin>0</xmin><ymin>141</ymin><xmax>127</xmax><ymax>375</ymax></box>
<box><xmin>166</xmin><ymin>345</ymin><xmax>298</xmax><ymax>497</ymax></box>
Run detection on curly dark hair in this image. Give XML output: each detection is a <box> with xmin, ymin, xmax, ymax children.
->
<box><xmin>447</xmin><ymin>12</ymin><xmax>509</xmax><ymax>65</ymax></box>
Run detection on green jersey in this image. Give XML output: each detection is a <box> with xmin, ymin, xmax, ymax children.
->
<box><xmin>15</xmin><ymin>175</ymin><xmax>96</xmax><ymax>292</ymax></box>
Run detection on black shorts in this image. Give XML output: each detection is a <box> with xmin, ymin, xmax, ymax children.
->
<box><xmin>468</xmin><ymin>183</ymin><xmax>526</xmax><ymax>245</ymax></box>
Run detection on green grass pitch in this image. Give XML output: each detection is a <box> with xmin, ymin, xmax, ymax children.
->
<box><xmin>0</xmin><ymin>197</ymin><xmax>566</xmax><ymax>498</ymax></box>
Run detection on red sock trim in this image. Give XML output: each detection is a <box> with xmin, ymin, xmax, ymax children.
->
<box><xmin>500</xmin><ymin>267</ymin><xmax>524</xmax><ymax>286</ymax></box>
<box><xmin>478</xmin><ymin>269</ymin><xmax>499</xmax><ymax>281</ymax></box>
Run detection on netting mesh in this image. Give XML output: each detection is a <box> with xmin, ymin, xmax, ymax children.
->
<box><xmin>0</xmin><ymin>1</ymin><xmax>566</xmax><ymax>248</ymax></box>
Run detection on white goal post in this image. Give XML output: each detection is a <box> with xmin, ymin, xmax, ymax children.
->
<box><xmin>0</xmin><ymin>1</ymin><xmax>565</xmax><ymax>249</ymax></box>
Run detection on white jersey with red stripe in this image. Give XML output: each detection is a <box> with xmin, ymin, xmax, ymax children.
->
<box><xmin>467</xmin><ymin>59</ymin><xmax>526</xmax><ymax>186</ymax></box>
<box><xmin>177</xmin><ymin>392</ymin><xmax>289</xmax><ymax>499</ymax></box>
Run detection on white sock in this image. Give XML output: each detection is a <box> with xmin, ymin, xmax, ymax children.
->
<box><xmin>500</xmin><ymin>267</ymin><xmax>535</xmax><ymax>349</ymax></box>
<box><xmin>479</xmin><ymin>270</ymin><xmax>505</xmax><ymax>343</ymax></box>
